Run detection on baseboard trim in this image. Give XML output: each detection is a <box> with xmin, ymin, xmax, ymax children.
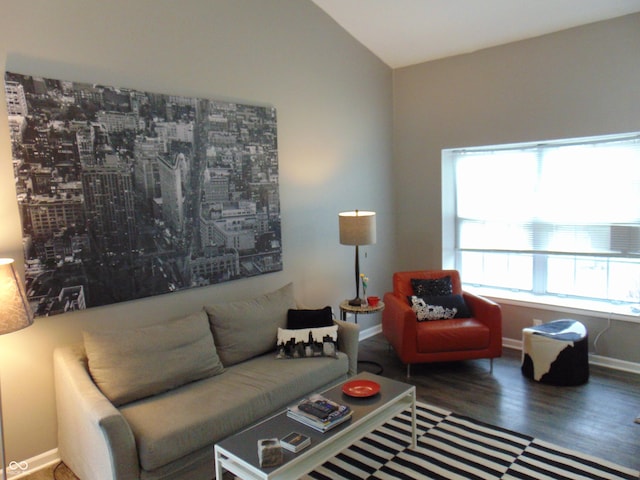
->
<box><xmin>588</xmin><ymin>354</ymin><xmax>640</xmax><ymax>374</ymax></box>
<box><xmin>4</xmin><ymin>448</ymin><xmax>59</xmax><ymax>479</ymax></box>
<box><xmin>502</xmin><ymin>338</ymin><xmax>523</xmax><ymax>351</ymax></box>
<box><xmin>359</xmin><ymin>324</ymin><xmax>382</xmax><ymax>341</ymax></box>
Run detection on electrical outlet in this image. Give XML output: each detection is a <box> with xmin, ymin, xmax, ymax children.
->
<box><xmin>533</xmin><ymin>319</ymin><xmax>543</xmax><ymax>326</ymax></box>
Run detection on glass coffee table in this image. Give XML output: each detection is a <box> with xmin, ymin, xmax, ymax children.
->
<box><xmin>214</xmin><ymin>372</ymin><xmax>416</xmax><ymax>480</ymax></box>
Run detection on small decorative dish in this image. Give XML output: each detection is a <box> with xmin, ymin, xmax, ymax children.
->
<box><xmin>342</xmin><ymin>379</ymin><xmax>380</xmax><ymax>397</ymax></box>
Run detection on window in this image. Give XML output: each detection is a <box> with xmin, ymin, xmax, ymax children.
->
<box><xmin>445</xmin><ymin>132</ymin><xmax>640</xmax><ymax>311</ymax></box>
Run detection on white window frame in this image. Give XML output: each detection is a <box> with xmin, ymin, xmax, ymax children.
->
<box><xmin>442</xmin><ymin>132</ymin><xmax>640</xmax><ymax>323</ymax></box>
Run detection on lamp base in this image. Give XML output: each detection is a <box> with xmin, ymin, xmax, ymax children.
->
<box><xmin>348</xmin><ymin>297</ymin><xmax>366</xmax><ymax>307</ymax></box>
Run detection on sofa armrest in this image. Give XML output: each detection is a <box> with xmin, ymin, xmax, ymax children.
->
<box><xmin>334</xmin><ymin>318</ymin><xmax>359</xmax><ymax>376</ymax></box>
<box><xmin>54</xmin><ymin>345</ymin><xmax>139</xmax><ymax>480</ymax></box>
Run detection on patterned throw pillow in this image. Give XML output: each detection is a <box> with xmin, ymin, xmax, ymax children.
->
<box><xmin>419</xmin><ymin>294</ymin><xmax>471</xmax><ymax>318</ymax></box>
<box><xmin>411</xmin><ymin>276</ymin><xmax>453</xmax><ymax>297</ymax></box>
<box><xmin>410</xmin><ymin>296</ymin><xmax>458</xmax><ymax>321</ymax></box>
<box><xmin>276</xmin><ymin>325</ymin><xmax>338</xmax><ymax>359</ymax></box>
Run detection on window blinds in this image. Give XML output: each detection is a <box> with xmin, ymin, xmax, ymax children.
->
<box><xmin>454</xmin><ymin>133</ymin><xmax>640</xmax><ymax>259</ymax></box>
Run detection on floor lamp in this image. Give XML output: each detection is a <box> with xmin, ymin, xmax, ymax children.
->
<box><xmin>0</xmin><ymin>258</ymin><xmax>34</xmax><ymax>480</ymax></box>
<box><xmin>339</xmin><ymin>210</ymin><xmax>376</xmax><ymax>306</ymax></box>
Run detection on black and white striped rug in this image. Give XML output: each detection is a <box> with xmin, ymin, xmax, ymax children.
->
<box><xmin>304</xmin><ymin>402</ymin><xmax>639</xmax><ymax>480</ymax></box>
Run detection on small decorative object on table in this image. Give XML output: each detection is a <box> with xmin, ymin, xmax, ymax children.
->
<box><xmin>360</xmin><ymin>273</ymin><xmax>368</xmax><ymax>300</ymax></box>
<box><xmin>342</xmin><ymin>379</ymin><xmax>380</xmax><ymax>397</ymax></box>
<box><xmin>280</xmin><ymin>432</ymin><xmax>311</xmax><ymax>453</ymax></box>
<box><xmin>257</xmin><ymin>438</ymin><xmax>283</xmax><ymax>467</ymax></box>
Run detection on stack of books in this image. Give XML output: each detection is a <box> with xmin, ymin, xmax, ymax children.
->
<box><xmin>287</xmin><ymin>394</ymin><xmax>352</xmax><ymax>432</ymax></box>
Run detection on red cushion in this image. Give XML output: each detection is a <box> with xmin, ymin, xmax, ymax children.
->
<box><xmin>416</xmin><ymin>318</ymin><xmax>490</xmax><ymax>354</ymax></box>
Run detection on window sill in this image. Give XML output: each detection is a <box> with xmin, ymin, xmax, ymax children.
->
<box><xmin>464</xmin><ymin>285</ymin><xmax>640</xmax><ymax>324</ymax></box>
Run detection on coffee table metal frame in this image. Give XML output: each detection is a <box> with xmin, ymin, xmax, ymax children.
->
<box><xmin>214</xmin><ymin>372</ymin><xmax>416</xmax><ymax>480</ymax></box>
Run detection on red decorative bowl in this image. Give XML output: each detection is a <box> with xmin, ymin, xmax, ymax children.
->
<box><xmin>342</xmin><ymin>379</ymin><xmax>380</xmax><ymax>397</ymax></box>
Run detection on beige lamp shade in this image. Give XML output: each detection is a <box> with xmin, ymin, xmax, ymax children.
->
<box><xmin>0</xmin><ymin>258</ymin><xmax>34</xmax><ymax>335</ymax></box>
<box><xmin>339</xmin><ymin>210</ymin><xmax>376</xmax><ymax>246</ymax></box>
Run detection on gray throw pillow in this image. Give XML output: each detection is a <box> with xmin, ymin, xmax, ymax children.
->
<box><xmin>83</xmin><ymin>310</ymin><xmax>224</xmax><ymax>406</ymax></box>
<box><xmin>204</xmin><ymin>282</ymin><xmax>297</xmax><ymax>366</ymax></box>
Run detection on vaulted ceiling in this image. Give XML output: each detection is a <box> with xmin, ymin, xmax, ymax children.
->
<box><xmin>311</xmin><ymin>0</ymin><xmax>640</xmax><ymax>68</ymax></box>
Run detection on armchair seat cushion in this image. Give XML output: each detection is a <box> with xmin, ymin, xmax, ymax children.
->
<box><xmin>416</xmin><ymin>318</ymin><xmax>490</xmax><ymax>353</ymax></box>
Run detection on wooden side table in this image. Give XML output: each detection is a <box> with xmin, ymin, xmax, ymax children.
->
<box><xmin>339</xmin><ymin>300</ymin><xmax>385</xmax><ymax>375</ymax></box>
<box><xmin>339</xmin><ymin>300</ymin><xmax>385</xmax><ymax>324</ymax></box>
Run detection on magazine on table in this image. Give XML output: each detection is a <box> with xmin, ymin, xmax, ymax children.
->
<box><xmin>287</xmin><ymin>394</ymin><xmax>352</xmax><ymax>432</ymax></box>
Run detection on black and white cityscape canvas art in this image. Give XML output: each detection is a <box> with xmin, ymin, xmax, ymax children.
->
<box><xmin>4</xmin><ymin>72</ymin><xmax>282</xmax><ymax>317</ymax></box>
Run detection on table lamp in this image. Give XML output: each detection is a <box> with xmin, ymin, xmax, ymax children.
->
<box><xmin>339</xmin><ymin>210</ymin><xmax>376</xmax><ymax>306</ymax></box>
<box><xmin>0</xmin><ymin>258</ymin><xmax>34</xmax><ymax>480</ymax></box>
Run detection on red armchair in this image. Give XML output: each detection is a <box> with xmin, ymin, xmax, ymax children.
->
<box><xmin>382</xmin><ymin>270</ymin><xmax>502</xmax><ymax>377</ymax></box>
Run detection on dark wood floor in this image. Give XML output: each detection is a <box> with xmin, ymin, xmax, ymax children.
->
<box><xmin>358</xmin><ymin>333</ymin><xmax>640</xmax><ymax>471</ymax></box>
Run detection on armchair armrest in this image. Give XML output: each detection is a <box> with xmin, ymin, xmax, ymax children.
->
<box><xmin>54</xmin><ymin>345</ymin><xmax>139</xmax><ymax>480</ymax></box>
<box><xmin>381</xmin><ymin>293</ymin><xmax>418</xmax><ymax>362</ymax></box>
<box><xmin>463</xmin><ymin>291</ymin><xmax>503</xmax><ymax>353</ymax></box>
<box><xmin>463</xmin><ymin>291</ymin><xmax>502</xmax><ymax>329</ymax></box>
<box><xmin>334</xmin><ymin>318</ymin><xmax>359</xmax><ymax>376</ymax></box>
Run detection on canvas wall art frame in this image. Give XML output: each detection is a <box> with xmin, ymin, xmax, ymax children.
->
<box><xmin>4</xmin><ymin>71</ymin><xmax>282</xmax><ymax>317</ymax></box>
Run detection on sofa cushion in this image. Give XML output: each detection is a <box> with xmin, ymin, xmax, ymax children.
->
<box><xmin>276</xmin><ymin>325</ymin><xmax>338</xmax><ymax>358</ymax></box>
<box><xmin>119</xmin><ymin>351</ymin><xmax>349</xmax><ymax>471</ymax></box>
<box><xmin>83</xmin><ymin>310</ymin><xmax>224</xmax><ymax>406</ymax></box>
<box><xmin>287</xmin><ymin>306</ymin><xmax>333</xmax><ymax>329</ymax></box>
<box><xmin>204</xmin><ymin>283</ymin><xmax>297</xmax><ymax>366</ymax></box>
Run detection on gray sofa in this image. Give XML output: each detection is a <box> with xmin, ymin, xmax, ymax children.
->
<box><xmin>54</xmin><ymin>284</ymin><xmax>359</xmax><ymax>480</ymax></box>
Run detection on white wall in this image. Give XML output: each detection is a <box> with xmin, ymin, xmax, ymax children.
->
<box><xmin>0</xmin><ymin>0</ymin><xmax>394</xmax><ymax>462</ymax></box>
<box><xmin>393</xmin><ymin>14</ymin><xmax>640</xmax><ymax>363</ymax></box>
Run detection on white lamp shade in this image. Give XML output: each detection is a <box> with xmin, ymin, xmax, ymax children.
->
<box><xmin>339</xmin><ymin>211</ymin><xmax>376</xmax><ymax>246</ymax></box>
<box><xmin>0</xmin><ymin>258</ymin><xmax>34</xmax><ymax>335</ymax></box>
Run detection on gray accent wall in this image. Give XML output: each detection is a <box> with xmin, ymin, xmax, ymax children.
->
<box><xmin>392</xmin><ymin>14</ymin><xmax>640</xmax><ymax>363</ymax></box>
<box><xmin>0</xmin><ymin>0</ymin><xmax>393</xmax><ymax>463</ymax></box>
<box><xmin>1</xmin><ymin>1</ymin><xmax>639</xmax><ymax>467</ymax></box>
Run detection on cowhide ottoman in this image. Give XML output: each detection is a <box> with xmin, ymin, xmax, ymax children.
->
<box><xmin>521</xmin><ymin>319</ymin><xmax>589</xmax><ymax>386</ymax></box>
